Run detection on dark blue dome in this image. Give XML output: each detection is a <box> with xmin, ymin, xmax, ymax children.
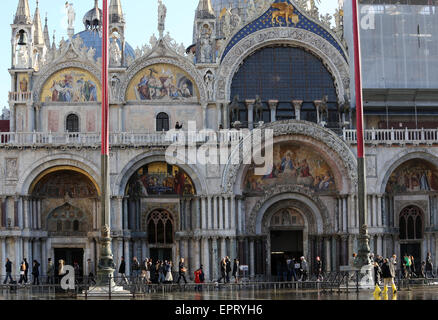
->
<box><xmin>72</xmin><ymin>30</ymin><xmax>135</xmax><ymax>62</ymax></box>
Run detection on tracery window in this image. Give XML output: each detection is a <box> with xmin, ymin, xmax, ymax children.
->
<box><xmin>399</xmin><ymin>206</ymin><xmax>423</xmax><ymax>240</ymax></box>
<box><xmin>147</xmin><ymin>210</ymin><xmax>174</xmax><ymax>245</ymax></box>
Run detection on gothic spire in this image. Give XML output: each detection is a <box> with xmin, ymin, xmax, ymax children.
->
<box><xmin>196</xmin><ymin>0</ymin><xmax>215</xmax><ymax>19</ymax></box>
<box><xmin>109</xmin><ymin>0</ymin><xmax>124</xmax><ymax>24</ymax></box>
<box><xmin>43</xmin><ymin>13</ymin><xmax>50</xmax><ymax>49</ymax></box>
<box><xmin>33</xmin><ymin>0</ymin><xmax>44</xmax><ymax>46</ymax></box>
<box><xmin>14</xmin><ymin>0</ymin><xmax>32</xmax><ymax>24</ymax></box>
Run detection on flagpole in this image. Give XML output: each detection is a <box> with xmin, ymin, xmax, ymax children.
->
<box><xmin>352</xmin><ymin>0</ymin><xmax>371</xmax><ymax>269</ymax></box>
<box><xmin>97</xmin><ymin>0</ymin><xmax>115</xmax><ymax>286</ymax></box>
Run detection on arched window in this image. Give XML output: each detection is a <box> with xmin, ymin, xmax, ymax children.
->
<box><xmin>399</xmin><ymin>206</ymin><xmax>423</xmax><ymax>240</ymax></box>
<box><xmin>230</xmin><ymin>46</ymin><xmax>338</xmax><ymax>127</ymax></box>
<box><xmin>156</xmin><ymin>113</ymin><xmax>169</xmax><ymax>132</ymax></box>
<box><xmin>66</xmin><ymin>114</ymin><xmax>79</xmax><ymax>132</ymax></box>
<box><xmin>147</xmin><ymin>210</ymin><xmax>174</xmax><ymax>245</ymax></box>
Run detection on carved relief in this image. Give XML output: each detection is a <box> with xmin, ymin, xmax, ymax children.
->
<box><xmin>5</xmin><ymin>158</ymin><xmax>18</xmax><ymax>181</ymax></box>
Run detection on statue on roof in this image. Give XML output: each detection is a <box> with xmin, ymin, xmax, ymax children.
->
<box><xmin>158</xmin><ymin>0</ymin><xmax>167</xmax><ymax>39</ymax></box>
<box><xmin>65</xmin><ymin>2</ymin><xmax>76</xmax><ymax>30</ymax></box>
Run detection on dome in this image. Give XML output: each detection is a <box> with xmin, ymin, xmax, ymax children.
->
<box><xmin>72</xmin><ymin>30</ymin><xmax>135</xmax><ymax>61</ymax></box>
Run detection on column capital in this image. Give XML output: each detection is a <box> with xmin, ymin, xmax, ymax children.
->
<box><xmin>292</xmin><ymin>100</ymin><xmax>303</xmax><ymax>108</ymax></box>
<box><xmin>268</xmin><ymin>100</ymin><xmax>279</xmax><ymax>110</ymax></box>
<box><xmin>245</xmin><ymin>99</ymin><xmax>255</xmax><ymax>109</ymax></box>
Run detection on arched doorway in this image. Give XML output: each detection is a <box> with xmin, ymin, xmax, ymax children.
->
<box><xmin>399</xmin><ymin>205</ymin><xmax>424</xmax><ymax>271</ymax></box>
<box><xmin>146</xmin><ymin>209</ymin><xmax>175</xmax><ymax>262</ymax></box>
<box><xmin>31</xmin><ymin>168</ymin><xmax>99</xmax><ymax>278</ymax></box>
<box><xmin>269</xmin><ymin>208</ymin><xmax>305</xmax><ymax>278</ymax></box>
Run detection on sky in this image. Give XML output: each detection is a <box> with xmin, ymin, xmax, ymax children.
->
<box><xmin>0</xmin><ymin>0</ymin><xmax>339</xmax><ymax>111</ymax></box>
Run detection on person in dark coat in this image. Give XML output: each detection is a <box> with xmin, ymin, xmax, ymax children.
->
<box><xmin>32</xmin><ymin>260</ymin><xmax>40</xmax><ymax>285</ymax></box>
<box><xmin>373</xmin><ymin>261</ymin><xmax>381</xmax><ymax>286</ymax></box>
<box><xmin>3</xmin><ymin>258</ymin><xmax>13</xmax><ymax>284</ymax></box>
<box><xmin>225</xmin><ymin>256</ymin><xmax>232</xmax><ymax>283</ymax></box>
<box><xmin>426</xmin><ymin>252</ymin><xmax>435</xmax><ymax>278</ymax></box>
<box><xmin>315</xmin><ymin>256</ymin><xmax>323</xmax><ymax>281</ymax></box>
<box><xmin>118</xmin><ymin>256</ymin><xmax>127</xmax><ymax>284</ymax></box>
<box><xmin>176</xmin><ymin>258</ymin><xmax>187</xmax><ymax>284</ymax></box>
<box><xmin>232</xmin><ymin>259</ymin><xmax>240</xmax><ymax>283</ymax></box>
<box><xmin>24</xmin><ymin>258</ymin><xmax>29</xmax><ymax>283</ymax></box>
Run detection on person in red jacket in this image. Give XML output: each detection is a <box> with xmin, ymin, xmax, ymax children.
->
<box><xmin>194</xmin><ymin>265</ymin><xmax>205</xmax><ymax>291</ymax></box>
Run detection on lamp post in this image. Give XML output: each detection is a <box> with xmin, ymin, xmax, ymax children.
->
<box><xmin>352</xmin><ymin>0</ymin><xmax>371</xmax><ymax>269</ymax></box>
<box><xmin>96</xmin><ymin>0</ymin><xmax>115</xmax><ymax>286</ymax></box>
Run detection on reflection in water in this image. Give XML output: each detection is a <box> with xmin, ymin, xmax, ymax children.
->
<box><xmin>0</xmin><ymin>288</ymin><xmax>438</xmax><ymax>300</ymax></box>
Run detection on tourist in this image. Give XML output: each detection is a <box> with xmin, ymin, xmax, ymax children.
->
<box><xmin>165</xmin><ymin>261</ymin><xmax>173</xmax><ymax>283</ymax></box>
<box><xmin>118</xmin><ymin>256</ymin><xmax>128</xmax><ymax>285</ymax></box>
<box><xmin>176</xmin><ymin>258</ymin><xmax>188</xmax><ymax>284</ymax></box>
<box><xmin>403</xmin><ymin>254</ymin><xmax>411</xmax><ymax>279</ymax></box>
<box><xmin>131</xmin><ymin>257</ymin><xmax>140</xmax><ymax>283</ymax></box>
<box><xmin>194</xmin><ymin>265</ymin><xmax>205</xmax><ymax>291</ymax></box>
<box><xmin>373</xmin><ymin>261</ymin><xmax>381</xmax><ymax>286</ymax></box>
<box><xmin>225</xmin><ymin>256</ymin><xmax>232</xmax><ymax>283</ymax></box>
<box><xmin>73</xmin><ymin>261</ymin><xmax>81</xmax><ymax>284</ymax></box>
<box><xmin>146</xmin><ymin>258</ymin><xmax>153</xmax><ymax>283</ymax></box>
<box><xmin>389</xmin><ymin>254</ymin><xmax>397</xmax><ymax>279</ymax></box>
<box><xmin>87</xmin><ymin>259</ymin><xmax>96</xmax><ymax>285</ymax></box>
<box><xmin>18</xmin><ymin>260</ymin><xmax>26</xmax><ymax>285</ymax></box>
<box><xmin>352</xmin><ymin>253</ymin><xmax>357</xmax><ymax>266</ymax></box>
<box><xmin>426</xmin><ymin>252</ymin><xmax>435</xmax><ymax>278</ymax></box>
<box><xmin>232</xmin><ymin>259</ymin><xmax>240</xmax><ymax>283</ymax></box>
<box><xmin>381</xmin><ymin>258</ymin><xmax>397</xmax><ymax>294</ymax></box>
<box><xmin>300</xmin><ymin>256</ymin><xmax>308</xmax><ymax>281</ymax></box>
<box><xmin>24</xmin><ymin>258</ymin><xmax>29</xmax><ymax>283</ymax></box>
<box><xmin>32</xmin><ymin>260</ymin><xmax>40</xmax><ymax>285</ymax></box>
<box><xmin>217</xmin><ymin>257</ymin><xmax>227</xmax><ymax>284</ymax></box>
<box><xmin>47</xmin><ymin>258</ymin><xmax>55</xmax><ymax>284</ymax></box>
<box><xmin>420</xmin><ymin>261</ymin><xmax>426</xmax><ymax>278</ymax></box>
<box><xmin>175</xmin><ymin>121</ymin><xmax>183</xmax><ymax>130</ymax></box>
<box><xmin>3</xmin><ymin>258</ymin><xmax>13</xmax><ymax>284</ymax></box>
<box><xmin>294</xmin><ymin>258</ymin><xmax>301</xmax><ymax>281</ymax></box>
<box><xmin>58</xmin><ymin>259</ymin><xmax>66</xmax><ymax>284</ymax></box>
<box><xmin>410</xmin><ymin>256</ymin><xmax>417</xmax><ymax>278</ymax></box>
<box><xmin>315</xmin><ymin>256</ymin><xmax>323</xmax><ymax>281</ymax></box>
<box><xmin>158</xmin><ymin>261</ymin><xmax>166</xmax><ymax>283</ymax></box>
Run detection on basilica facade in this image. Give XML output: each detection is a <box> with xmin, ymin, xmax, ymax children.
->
<box><xmin>0</xmin><ymin>0</ymin><xmax>437</xmax><ymax>281</ymax></box>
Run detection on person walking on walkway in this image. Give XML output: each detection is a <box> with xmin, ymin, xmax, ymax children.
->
<box><xmin>118</xmin><ymin>256</ymin><xmax>128</xmax><ymax>285</ymax></box>
<box><xmin>176</xmin><ymin>258</ymin><xmax>188</xmax><ymax>284</ymax></box>
<box><xmin>87</xmin><ymin>259</ymin><xmax>96</xmax><ymax>285</ymax></box>
<box><xmin>225</xmin><ymin>256</ymin><xmax>232</xmax><ymax>283</ymax></box>
<box><xmin>217</xmin><ymin>258</ymin><xmax>227</xmax><ymax>284</ymax></box>
<box><xmin>426</xmin><ymin>252</ymin><xmax>435</xmax><ymax>278</ymax></box>
<box><xmin>194</xmin><ymin>265</ymin><xmax>205</xmax><ymax>291</ymax></box>
<box><xmin>315</xmin><ymin>256</ymin><xmax>323</xmax><ymax>281</ymax></box>
<box><xmin>32</xmin><ymin>260</ymin><xmax>40</xmax><ymax>285</ymax></box>
<box><xmin>24</xmin><ymin>258</ymin><xmax>29</xmax><ymax>284</ymax></box>
<box><xmin>158</xmin><ymin>261</ymin><xmax>166</xmax><ymax>283</ymax></box>
<box><xmin>47</xmin><ymin>258</ymin><xmax>54</xmax><ymax>284</ymax></box>
<box><xmin>381</xmin><ymin>258</ymin><xmax>397</xmax><ymax>295</ymax></box>
<box><xmin>18</xmin><ymin>260</ymin><xmax>26</xmax><ymax>285</ymax></box>
<box><xmin>373</xmin><ymin>261</ymin><xmax>381</xmax><ymax>286</ymax></box>
<box><xmin>3</xmin><ymin>258</ymin><xmax>13</xmax><ymax>284</ymax></box>
<box><xmin>232</xmin><ymin>259</ymin><xmax>240</xmax><ymax>283</ymax></box>
<box><xmin>131</xmin><ymin>257</ymin><xmax>140</xmax><ymax>283</ymax></box>
<box><xmin>300</xmin><ymin>256</ymin><xmax>308</xmax><ymax>281</ymax></box>
<box><xmin>165</xmin><ymin>261</ymin><xmax>173</xmax><ymax>283</ymax></box>
<box><xmin>390</xmin><ymin>254</ymin><xmax>397</xmax><ymax>280</ymax></box>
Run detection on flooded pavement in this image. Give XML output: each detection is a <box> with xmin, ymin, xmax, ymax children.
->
<box><xmin>1</xmin><ymin>287</ymin><xmax>438</xmax><ymax>300</ymax></box>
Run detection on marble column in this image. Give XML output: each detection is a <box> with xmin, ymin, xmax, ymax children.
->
<box><xmin>123</xmin><ymin>198</ymin><xmax>128</xmax><ymax>230</ymax></box>
<box><xmin>213</xmin><ymin>196</ymin><xmax>218</xmax><ymax>229</ymax></box>
<box><xmin>23</xmin><ymin>197</ymin><xmax>29</xmax><ymax>230</ymax></box>
<box><xmin>41</xmin><ymin>239</ymin><xmax>47</xmax><ymax>277</ymax></box>
<box><xmin>246</xmin><ymin>99</ymin><xmax>255</xmax><ymax>130</ymax></box>
<box><xmin>207</xmin><ymin>197</ymin><xmax>212</xmax><ymax>230</ymax></box>
<box><xmin>9</xmin><ymin>104</ymin><xmax>15</xmax><ymax>132</ymax></box>
<box><xmin>230</xmin><ymin>196</ymin><xmax>236</xmax><ymax>230</ymax></box>
<box><xmin>202</xmin><ymin>238</ymin><xmax>210</xmax><ymax>281</ymax></box>
<box><xmin>343</xmin><ymin>196</ymin><xmax>348</xmax><ymax>232</ymax></box>
<box><xmin>202</xmin><ymin>104</ymin><xmax>208</xmax><ymax>129</ymax></box>
<box><xmin>377</xmin><ymin>195</ymin><xmax>383</xmax><ymax>227</ymax></box>
<box><xmin>0</xmin><ymin>237</ymin><xmax>5</xmax><ymax>277</ymax></box>
<box><xmin>115</xmin><ymin>196</ymin><xmax>123</xmax><ymax>231</ymax></box>
<box><xmin>201</xmin><ymin>196</ymin><xmax>207</xmax><ymax>229</ymax></box>
<box><xmin>224</xmin><ymin>196</ymin><xmax>230</xmax><ymax>230</ymax></box>
<box><xmin>372</xmin><ymin>195</ymin><xmax>377</xmax><ymax>228</ymax></box>
<box><xmin>268</xmin><ymin>100</ymin><xmax>278</xmax><ymax>122</ymax></box>
<box><xmin>367</xmin><ymin>195</ymin><xmax>372</xmax><ymax>227</ymax></box>
<box><xmin>35</xmin><ymin>105</ymin><xmax>41</xmax><ymax>132</ymax></box>
<box><xmin>292</xmin><ymin>100</ymin><xmax>303</xmax><ymax>121</ymax></box>
<box><xmin>220</xmin><ymin>238</ymin><xmax>226</xmax><ymax>261</ymax></box>
<box><xmin>325</xmin><ymin>237</ymin><xmax>331</xmax><ymax>272</ymax></box>
<box><xmin>124</xmin><ymin>240</ymin><xmax>130</xmax><ymax>276</ymax></box>
<box><xmin>223</xmin><ymin>101</ymin><xmax>230</xmax><ymax>129</ymax></box>
<box><xmin>218</xmin><ymin>196</ymin><xmax>224</xmax><ymax>230</ymax></box>
<box><xmin>376</xmin><ymin>234</ymin><xmax>383</xmax><ymax>256</ymax></box>
<box><xmin>237</xmin><ymin>198</ymin><xmax>243</xmax><ymax>233</ymax></box>
<box><xmin>249</xmin><ymin>238</ymin><xmax>255</xmax><ymax>278</ymax></box>
<box><xmin>190</xmin><ymin>238</ymin><xmax>199</xmax><ymax>278</ymax></box>
<box><xmin>211</xmin><ymin>237</ymin><xmax>218</xmax><ymax>281</ymax></box>
<box><xmin>216</xmin><ymin>102</ymin><xmax>222</xmax><ymax>129</ymax></box>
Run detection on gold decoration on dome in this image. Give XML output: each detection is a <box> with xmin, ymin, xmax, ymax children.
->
<box><xmin>271</xmin><ymin>2</ymin><xmax>299</xmax><ymax>26</ymax></box>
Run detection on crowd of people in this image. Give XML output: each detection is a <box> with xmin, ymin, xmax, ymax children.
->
<box><xmin>275</xmin><ymin>256</ymin><xmax>324</xmax><ymax>282</ymax></box>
